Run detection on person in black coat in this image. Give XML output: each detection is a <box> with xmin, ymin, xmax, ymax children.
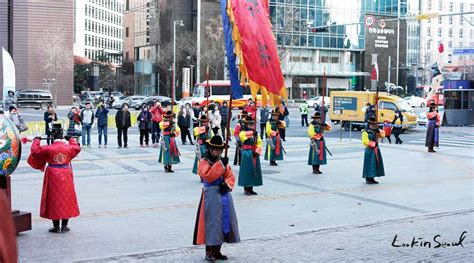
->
<box><xmin>44</xmin><ymin>105</ymin><xmax>58</xmax><ymax>145</ymax></box>
<box><xmin>220</xmin><ymin>101</ymin><xmax>231</xmax><ymax>141</ymax></box>
<box><xmin>178</xmin><ymin>106</ymin><xmax>194</xmax><ymax>145</ymax></box>
<box><xmin>137</xmin><ymin>105</ymin><xmax>152</xmax><ymax>147</ymax></box>
<box><xmin>115</xmin><ymin>103</ymin><xmax>132</xmax><ymax>149</ymax></box>
<box><xmin>392</xmin><ymin>110</ymin><xmax>404</xmax><ymax>144</ymax></box>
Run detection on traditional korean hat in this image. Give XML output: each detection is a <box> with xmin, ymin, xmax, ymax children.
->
<box><xmin>311</xmin><ymin>111</ymin><xmax>321</xmax><ymax>119</ymax></box>
<box><xmin>367</xmin><ymin>116</ymin><xmax>377</xmax><ymax>124</ymax></box>
<box><xmin>206</xmin><ymin>135</ymin><xmax>228</xmax><ymax>149</ymax></box>
<box><xmin>243</xmin><ymin>116</ymin><xmax>255</xmax><ymax>125</ymax></box>
<box><xmin>271</xmin><ymin>108</ymin><xmax>280</xmax><ymax>116</ymax></box>
<box><xmin>199</xmin><ymin>115</ymin><xmax>209</xmax><ymax>123</ymax></box>
<box><xmin>429</xmin><ymin>101</ymin><xmax>437</xmax><ymax>108</ymax></box>
<box><xmin>239</xmin><ymin>110</ymin><xmax>249</xmax><ymax>117</ymax></box>
<box><xmin>163</xmin><ymin>110</ymin><xmax>175</xmax><ymax>118</ymax></box>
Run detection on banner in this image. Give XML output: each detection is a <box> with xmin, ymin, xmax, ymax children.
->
<box><xmin>182</xmin><ymin>68</ymin><xmax>190</xmax><ymax>98</ymax></box>
<box><xmin>2</xmin><ymin>47</ymin><xmax>16</xmax><ymax>104</ymax></box>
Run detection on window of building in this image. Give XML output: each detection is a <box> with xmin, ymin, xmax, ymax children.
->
<box><xmin>460</xmin><ymin>17</ymin><xmax>463</xmax><ymax>25</ymax></box>
<box><xmin>427</xmin><ymin>27</ymin><xmax>431</xmax><ymax>36</ymax></box>
<box><xmin>126</xmin><ymin>27</ymin><xmax>129</xmax><ymax>37</ymax></box>
<box><xmin>448</xmin><ymin>41</ymin><xmax>452</xmax><ymax>48</ymax></box>
<box><xmin>459</xmin><ymin>29</ymin><xmax>463</xmax><ymax>38</ymax></box>
<box><xmin>428</xmin><ymin>0</ymin><xmax>432</xmax><ymax>10</ymax></box>
<box><xmin>439</xmin><ymin>0</ymin><xmax>443</xmax><ymax>11</ymax></box>
<box><xmin>438</xmin><ymin>28</ymin><xmax>442</xmax><ymax>37</ymax></box>
<box><xmin>471</xmin><ymin>4</ymin><xmax>474</xmax><ymax>11</ymax></box>
<box><xmin>438</xmin><ymin>17</ymin><xmax>442</xmax><ymax>24</ymax></box>
<box><xmin>427</xmin><ymin>41</ymin><xmax>431</xmax><ymax>49</ymax></box>
<box><xmin>449</xmin><ymin>16</ymin><xmax>453</xmax><ymax>24</ymax></box>
<box><xmin>449</xmin><ymin>28</ymin><xmax>453</xmax><ymax>37</ymax></box>
<box><xmin>126</xmin><ymin>0</ymin><xmax>129</xmax><ymax>11</ymax></box>
<box><xmin>460</xmin><ymin>3</ymin><xmax>464</xmax><ymax>12</ymax></box>
<box><xmin>471</xmin><ymin>30</ymin><xmax>474</xmax><ymax>39</ymax></box>
<box><xmin>449</xmin><ymin>2</ymin><xmax>453</xmax><ymax>12</ymax></box>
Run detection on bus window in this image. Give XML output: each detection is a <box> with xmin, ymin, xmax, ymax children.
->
<box><xmin>193</xmin><ymin>86</ymin><xmax>204</xmax><ymax>97</ymax></box>
<box><xmin>242</xmin><ymin>85</ymin><xmax>252</xmax><ymax>95</ymax></box>
<box><xmin>211</xmin><ymin>86</ymin><xmax>228</xmax><ymax>95</ymax></box>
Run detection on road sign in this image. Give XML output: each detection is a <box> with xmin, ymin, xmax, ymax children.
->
<box><xmin>364</xmin><ymin>15</ymin><xmax>376</xmax><ymax>27</ymax></box>
<box><xmin>453</xmin><ymin>48</ymin><xmax>474</xmax><ymax>55</ymax></box>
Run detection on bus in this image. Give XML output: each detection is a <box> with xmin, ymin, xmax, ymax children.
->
<box><xmin>188</xmin><ymin>80</ymin><xmax>262</xmax><ymax>108</ymax></box>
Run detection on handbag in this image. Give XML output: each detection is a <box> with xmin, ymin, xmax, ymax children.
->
<box><xmin>74</xmin><ymin>124</ymin><xmax>83</xmax><ymax>136</ymax></box>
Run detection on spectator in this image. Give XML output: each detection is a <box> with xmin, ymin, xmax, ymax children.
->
<box><xmin>138</xmin><ymin>105</ymin><xmax>152</xmax><ymax>147</ymax></box>
<box><xmin>220</xmin><ymin>101</ymin><xmax>231</xmax><ymax>140</ymax></box>
<box><xmin>177</xmin><ymin>106</ymin><xmax>194</xmax><ymax>145</ymax></box>
<box><xmin>81</xmin><ymin>102</ymin><xmax>95</xmax><ymax>148</ymax></box>
<box><xmin>244</xmin><ymin>98</ymin><xmax>257</xmax><ymax>119</ymax></box>
<box><xmin>8</xmin><ymin>105</ymin><xmax>27</xmax><ymax>133</ymax></box>
<box><xmin>67</xmin><ymin>107</ymin><xmax>82</xmax><ymax>145</ymax></box>
<box><xmin>95</xmin><ymin>101</ymin><xmax>109</xmax><ymax>148</ymax></box>
<box><xmin>44</xmin><ymin>105</ymin><xmax>58</xmax><ymax>145</ymax></box>
<box><xmin>192</xmin><ymin>102</ymin><xmax>201</xmax><ymax>132</ymax></box>
<box><xmin>150</xmin><ymin>101</ymin><xmax>165</xmax><ymax>148</ymax></box>
<box><xmin>259</xmin><ymin>106</ymin><xmax>270</xmax><ymax>139</ymax></box>
<box><xmin>200</xmin><ymin>105</ymin><xmax>209</xmax><ymax>117</ymax></box>
<box><xmin>364</xmin><ymin>103</ymin><xmax>375</xmax><ymax>124</ymax></box>
<box><xmin>392</xmin><ymin>110</ymin><xmax>404</xmax><ymax>144</ymax></box>
<box><xmin>382</xmin><ymin>119</ymin><xmax>392</xmax><ymax>144</ymax></box>
<box><xmin>209</xmin><ymin>104</ymin><xmax>222</xmax><ymax>136</ymax></box>
<box><xmin>115</xmin><ymin>103</ymin><xmax>131</xmax><ymax>149</ymax></box>
<box><xmin>4</xmin><ymin>90</ymin><xmax>17</xmax><ymax>110</ymax></box>
<box><xmin>278</xmin><ymin>102</ymin><xmax>289</xmax><ymax>141</ymax></box>
<box><xmin>299</xmin><ymin>101</ymin><xmax>309</xmax><ymax>127</ymax></box>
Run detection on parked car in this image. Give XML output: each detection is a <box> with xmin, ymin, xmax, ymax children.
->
<box><xmin>16</xmin><ymin>90</ymin><xmax>54</xmax><ymax>110</ymax></box>
<box><xmin>177</xmin><ymin>97</ymin><xmax>193</xmax><ymax>108</ymax></box>
<box><xmin>112</xmin><ymin>96</ymin><xmax>129</xmax><ymax>109</ymax></box>
<box><xmin>417</xmin><ymin>112</ymin><xmax>427</xmax><ymax>126</ymax></box>
<box><xmin>79</xmin><ymin>98</ymin><xmax>96</xmax><ymax>109</ymax></box>
<box><xmin>139</xmin><ymin>96</ymin><xmax>172</xmax><ymax>109</ymax></box>
<box><xmin>121</xmin><ymin>96</ymin><xmax>146</xmax><ymax>109</ymax></box>
<box><xmin>403</xmin><ymin>95</ymin><xmax>426</xmax><ymax>108</ymax></box>
<box><xmin>306</xmin><ymin>96</ymin><xmax>330</xmax><ymax>108</ymax></box>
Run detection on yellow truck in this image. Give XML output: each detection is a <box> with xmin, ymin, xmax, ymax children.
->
<box><xmin>330</xmin><ymin>91</ymin><xmax>417</xmax><ymax>131</ymax></box>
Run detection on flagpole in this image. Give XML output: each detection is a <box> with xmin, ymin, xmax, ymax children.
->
<box><xmin>322</xmin><ymin>66</ymin><xmax>326</xmax><ymax>124</ymax></box>
<box><xmin>224</xmin><ymin>89</ymin><xmax>233</xmax><ymax>158</ymax></box>
<box><xmin>206</xmin><ymin>66</ymin><xmax>210</xmax><ymax>119</ymax></box>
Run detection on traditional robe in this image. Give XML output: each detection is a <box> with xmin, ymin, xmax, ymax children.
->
<box><xmin>27</xmin><ymin>138</ymin><xmax>81</xmax><ymax>220</ymax></box>
<box><xmin>307</xmin><ymin>122</ymin><xmax>331</xmax><ymax>165</ymax></box>
<box><xmin>264</xmin><ymin>120</ymin><xmax>285</xmax><ymax>161</ymax></box>
<box><xmin>362</xmin><ymin>129</ymin><xmax>385</xmax><ymax>178</ymax></box>
<box><xmin>158</xmin><ymin>121</ymin><xmax>181</xmax><ymax>165</ymax></box>
<box><xmin>425</xmin><ymin>110</ymin><xmax>441</xmax><ymax>148</ymax></box>
<box><xmin>238</xmin><ymin>128</ymin><xmax>263</xmax><ymax>187</ymax></box>
<box><xmin>192</xmin><ymin>126</ymin><xmax>212</xmax><ymax>175</ymax></box>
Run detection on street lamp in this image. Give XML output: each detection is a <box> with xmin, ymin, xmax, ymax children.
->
<box><xmin>173</xmin><ymin>20</ymin><xmax>184</xmax><ymax>103</ymax></box>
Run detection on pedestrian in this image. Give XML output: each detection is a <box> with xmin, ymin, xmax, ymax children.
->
<box><xmin>193</xmin><ymin>135</ymin><xmax>240</xmax><ymax>261</ymax></box>
<box><xmin>67</xmin><ymin>107</ymin><xmax>82</xmax><ymax>146</ymax></box>
<box><xmin>299</xmin><ymin>100</ymin><xmax>309</xmax><ymax>127</ymax></box>
<box><xmin>8</xmin><ymin>105</ymin><xmax>28</xmax><ymax>133</ymax></box>
<box><xmin>159</xmin><ymin>111</ymin><xmax>181</xmax><ymax>173</ymax></box>
<box><xmin>277</xmin><ymin>102</ymin><xmax>289</xmax><ymax>141</ymax></box>
<box><xmin>259</xmin><ymin>106</ymin><xmax>270</xmax><ymax>139</ymax></box>
<box><xmin>425</xmin><ymin>101</ymin><xmax>440</xmax><ymax>152</ymax></box>
<box><xmin>80</xmin><ymin>102</ymin><xmax>95</xmax><ymax>147</ymax></box>
<box><xmin>115</xmin><ymin>103</ymin><xmax>131</xmax><ymax>149</ymax></box>
<box><xmin>193</xmin><ymin>115</ymin><xmax>212</xmax><ymax>175</ymax></box>
<box><xmin>238</xmin><ymin>116</ymin><xmax>263</xmax><ymax>195</ymax></box>
<box><xmin>150</xmin><ymin>101</ymin><xmax>165</xmax><ymax>148</ymax></box>
<box><xmin>177</xmin><ymin>106</ymin><xmax>193</xmax><ymax>145</ymax></box>
<box><xmin>4</xmin><ymin>90</ymin><xmax>17</xmax><ymax>110</ymax></box>
<box><xmin>220</xmin><ymin>101</ymin><xmax>231</xmax><ymax>141</ymax></box>
<box><xmin>392</xmin><ymin>110</ymin><xmax>403</xmax><ymax>144</ymax></box>
<box><xmin>209</xmin><ymin>104</ymin><xmax>222</xmax><ymax>136</ymax></box>
<box><xmin>95</xmin><ymin>101</ymin><xmax>109</xmax><ymax>148</ymax></box>
<box><xmin>265</xmin><ymin>108</ymin><xmax>285</xmax><ymax>166</ymax></box>
<box><xmin>307</xmin><ymin>111</ymin><xmax>331</xmax><ymax>174</ymax></box>
<box><xmin>138</xmin><ymin>105</ymin><xmax>152</xmax><ymax>147</ymax></box>
<box><xmin>27</xmin><ymin>123</ymin><xmax>81</xmax><ymax>233</ymax></box>
<box><xmin>192</xmin><ymin>103</ymin><xmax>202</xmax><ymax>133</ymax></box>
<box><xmin>244</xmin><ymin>98</ymin><xmax>257</xmax><ymax>119</ymax></box>
<box><xmin>44</xmin><ymin>105</ymin><xmax>58</xmax><ymax>145</ymax></box>
<box><xmin>362</xmin><ymin>116</ymin><xmax>385</xmax><ymax>184</ymax></box>
<box><xmin>382</xmin><ymin>119</ymin><xmax>392</xmax><ymax>144</ymax></box>
<box><xmin>233</xmin><ymin>110</ymin><xmax>248</xmax><ymax>166</ymax></box>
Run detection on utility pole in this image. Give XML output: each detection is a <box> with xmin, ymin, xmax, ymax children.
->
<box><xmin>196</xmin><ymin>0</ymin><xmax>201</xmax><ymax>84</ymax></box>
<box><xmin>7</xmin><ymin>0</ymin><xmax>13</xmax><ymax>55</ymax></box>
<box><xmin>396</xmin><ymin>0</ymin><xmax>401</xmax><ymax>87</ymax></box>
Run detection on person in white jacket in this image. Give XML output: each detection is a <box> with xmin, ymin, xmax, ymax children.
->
<box><xmin>209</xmin><ymin>104</ymin><xmax>222</xmax><ymax>136</ymax></box>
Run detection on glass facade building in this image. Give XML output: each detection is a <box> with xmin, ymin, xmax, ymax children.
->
<box><xmin>269</xmin><ymin>0</ymin><xmax>407</xmax><ymax>95</ymax></box>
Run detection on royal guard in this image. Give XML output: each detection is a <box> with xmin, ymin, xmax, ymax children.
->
<box><xmin>362</xmin><ymin>116</ymin><xmax>385</xmax><ymax>184</ymax></box>
<box><xmin>425</xmin><ymin>101</ymin><xmax>441</xmax><ymax>153</ymax></box>
<box><xmin>192</xmin><ymin>115</ymin><xmax>212</xmax><ymax>175</ymax></box>
<box><xmin>159</xmin><ymin>111</ymin><xmax>181</xmax><ymax>173</ymax></box>
<box><xmin>233</xmin><ymin>110</ymin><xmax>248</xmax><ymax>166</ymax></box>
<box><xmin>238</xmin><ymin>116</ymin><xmax>263</xmax><ymax>195</ymax></box>
<box><xmin>27</xmin><ymin>124</ymin><xmax>81</xmax><ymax>233</ymax></box>
<box><xmin>193</xmin><ymin>136</ymin><xmax>240</xmax><ymax>261</ymax></box>
<box><xmin>265</xmin><ymin>109</ymin><xmax>285</xmax><ymax>166</ymax></box>
<box><xmin>307</xmin><ymin>111</ymin><xmax>331</xmax><ymax>174</ymax></box>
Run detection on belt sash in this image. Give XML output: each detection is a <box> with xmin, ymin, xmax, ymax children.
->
<box><xmin>203</xmin><ymin>177</ymin><xmax>230</xmax><ymax>235</ymax></box>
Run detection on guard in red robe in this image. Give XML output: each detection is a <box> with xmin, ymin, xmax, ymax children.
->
<box><xmin>193</xmin><ymin>136</ymin><xmax>240</xmax><ymax>261</ymax></box>
<box><xmin>27</xmin><ymin>124</ymin><xmax>81</xmax><ymax>233</ymax></box>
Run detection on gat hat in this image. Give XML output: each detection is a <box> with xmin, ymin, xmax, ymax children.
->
<box><xmin>240</xmin><ymin>110</ymin><xmax>248</xmax><ymax>116</ymax></box>
<box><xmin>367</xmin><ymin>116</ymin><xmax>377</xmax><ymax>124</ymax></box>
<box><xmin>311</xmin><ymin>111</ymin><xmax>321</xmax><ymax>119</ymax></box>
<box><xmin>205</xmin><ymin>135</ymin><xmax>228</xmax><ymax>149</ymax></box>
<box><xmin>163</xmin><ymin>110</ymin><xmax>175</xmax><ymax>118</ymax></box>
<box><xmin>429</xmin><ymin>101</ymin><xmax>437</xmax><ymax>108</ymax></box>
<box><xmin>271</xmin><ymin>108</ymin><xmax>280</xmax><ymax>115</ymax></box>
<box><xmin>243</xmin><ymin>116</ymin><xmax>255</xmax><ymax>125</ymax></box>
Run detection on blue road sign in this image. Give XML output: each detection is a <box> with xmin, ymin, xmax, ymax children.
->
<box><xmin>453</xmin><ymin>48</ymin><xmax>474</xmax><ymax>55</ymax></box>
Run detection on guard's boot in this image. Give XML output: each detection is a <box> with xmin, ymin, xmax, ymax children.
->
<box><xmin>164</xmin><ymin>165</ymin><xmax>171</xmax><ymax>173</ymax></box>
<box><xmin>205</xmin><ymin>246</ymin><xmax>216</xmax><ymax>262</ymax></box>
<box><xmin>244</xmin><ymin>187</ymin><xmax>251</xmax><ymax>196</ymax></box>
<box><xmin>213</xmin><ymin>245</ymin><xmax>228</xmax><ymax>260</ymax></box>
<box><xmin>371</xmin><ymin>178</ymin><xmax>379</xmax><ymax>184</ymax></box>
<box><xmin>248</xmin><ymin>186</ymin><xmax>258</xmax><ymax>195</ymax></box>
<box><xmin>312</xmin><ymin>165</ymin><xmax>318</xmax><ymax>174</ymax></box>
<box><xmin>270</xmin><ymin>161</ymin><xmax>278</xmax><ymax>166</ymax></box>
<box><xmin>366</xmin><ymin>178</ymin><xmax>375</xmax><ymax>185</ymax></box>
<box><xmin>49</xmin><ymin>226</ymin><xmax>61</xmax><ymax>233</ymax></box>
<box><xmin>316</xmin><ymin>165</ymin><xmax>322</xmax><ymax>174</ymax></box>
<box><xmin>169</xmin><ymin>165</ymin><xmax>175</xmax><ymax>173</ymax></box>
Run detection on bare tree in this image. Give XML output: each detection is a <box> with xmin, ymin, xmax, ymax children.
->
<box><xmin>37</xmin><ymin>24</ymin><xmax>73</xmax><ymax>106</ymax></box>
<box><xmin>201</xmin><ymin>16</ymin><xmax>225</xmax><ymax>80</ymax></box>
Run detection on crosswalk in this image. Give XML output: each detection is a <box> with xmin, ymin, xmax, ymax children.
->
<box><xmin>408</xmin><ymin>135</ymin><xmax>474</xmax><ymax>148</ymax></box>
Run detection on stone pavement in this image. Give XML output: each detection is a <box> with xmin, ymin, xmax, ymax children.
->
<box><xmin>12</xmin><ymin>126</ymin><xmax>474</xmax><ymax>262</ymax></box>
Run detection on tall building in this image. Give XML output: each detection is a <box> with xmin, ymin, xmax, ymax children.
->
<box><xmin>0</xmin><ymin>0</ymin><xmax>74</xmax><ymax>105</ymax></box>
<box><xmin>74</xmin><ymin>0</ymin><xmax>124</xmax><ymax>64</ymax></box>
<box><xmin>419</xmin><ymin>0</ymin><xmax>474</xmax><ymax>83</ymax></box>
<box><xmin>270</xmin><ymin>0</ymin><xmax>407</xmax><ymax>97</ymax></box>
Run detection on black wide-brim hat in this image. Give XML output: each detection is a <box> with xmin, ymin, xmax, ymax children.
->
<box><xmin>199</xmin><ymin>115</ymin><xmax>209</xmax><ymax>122</ymax></box>
<box><xmin>367</xmin><ymin>116</ymin><xmax>377</xmax><ymax>124</ymax></box>
<box><xmin>243</xmin><ymin>116</ymin><xmax>255</xmax><ymax>124</ymax></box>
<box><xmin>311</xmin><ymin>111</ymin><xmax>321</xmax><ymax>119</ymax></box>
<box><xmin>271</xmin><ymin>108</ymin><xmax>280</xmax><ymax>115</ymax></box>
<box><xmin>163</xmin><ymin>110</ymin><xmax>175</xmax><ymax>118</ymax></box>
<box><xmin>429</xmin><ymin>101</ymin><xmax>437</xmax><ymax>108</ymax></box>
<box><xmin>240</xmin><ymin>110</ymin><xmax>249</xmax><ymax>116</ymax></box>
<box><xmin>206</xmin><ymin>135</ymin><xmax>229</xmax><ymax>149</ymax></box>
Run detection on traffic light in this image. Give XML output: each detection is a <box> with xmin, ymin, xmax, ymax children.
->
<box><xmin>311</xmin><ymin>27</ymin><xmax>328</xmax><ymax>33</ymax></box>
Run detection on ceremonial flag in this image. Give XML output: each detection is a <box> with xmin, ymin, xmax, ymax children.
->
<box><xmin>221</xmin><ymin>0</ymin><xmax>243</xmax><ymax>99</ymax></box>
<box><xmin>225</xmin><ymin>0</ymin><xmax>287</xmax><ymax>106</ymax></box>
